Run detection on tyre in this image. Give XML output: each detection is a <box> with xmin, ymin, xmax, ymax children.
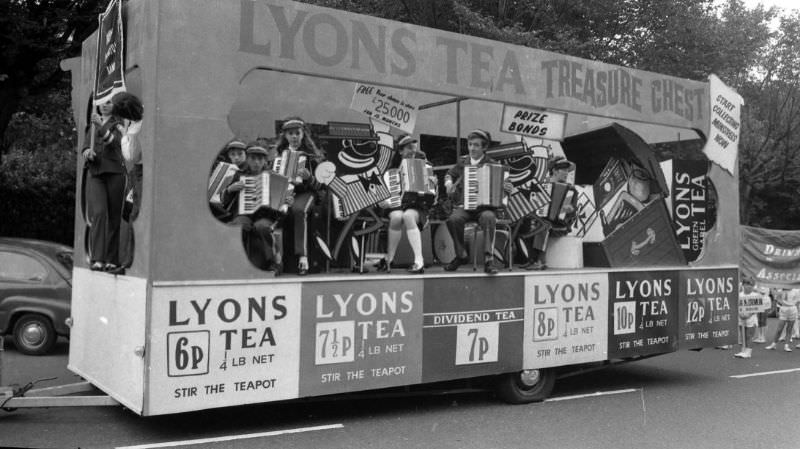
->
<box><xmin>12</xmin><ymin>313</ymin><xmax>57</xmax><ymax>356</ymax></box>
<box><xmin>495</xmin><ymin>368</ymin><xmax>556</xmax><ymax>404</ymax></box>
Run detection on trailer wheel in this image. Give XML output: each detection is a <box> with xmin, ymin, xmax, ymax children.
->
<box><xmin>495</xmin><ymin>369</ymin><xmax>556</xmax><ymax>404</ymax></box>
<box><xmin>12</xmin><ymin>313</ymin><xmax>56</xmax><ymax>356</ymax></box>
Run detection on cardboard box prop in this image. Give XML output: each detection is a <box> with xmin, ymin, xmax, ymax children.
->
<box><xmin>562</xmin><ymin>124</ymin><xmax>684</xmax><ymax>267</ymax></box>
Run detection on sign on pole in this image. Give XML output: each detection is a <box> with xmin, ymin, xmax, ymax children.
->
<box><xmin>500</xmin><ymin>105</ymin><xmax>566</xmax><ymax>141</ymax></box>
<box><xmin>350</xmin><ymin>84</ymin><xmax>417</xmax><ymax>135</ymax></box>
<box><xmin>94</xmin><ymin>0</ymin><xmax>126</xmax><ymax>105</ymax></box>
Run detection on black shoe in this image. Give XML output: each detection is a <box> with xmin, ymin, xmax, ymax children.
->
<box><xmin>444</xmin><ymin>256</ymin><xmax>469</xmax><ymax>271</ymax></box>
<box><xmin>272</xmin><ymin>262</ymin><xmax>283</xmax><ymax>277</ymax></box>
<box><xmin>351</xmin><ymin>265</ymin><xmax>369</xmax><ymax>273</ymax></box>
<box><xmin>407</xmin><ymin>263</ymin><xmax>424</xmax><ymax>274</ymax></box>
<box><xmin>375</xmin><ymin>258</ymin><xmax>391</xmax><ymax>273</ymax></box>
<box><xmin>484</xmin><ymin>261</ymin><xmax>498</xmax><ymax>275</ymax></box>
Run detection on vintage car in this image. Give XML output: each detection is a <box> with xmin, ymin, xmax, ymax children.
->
<box><xmin>0</xmin><ymin>238</ymin><xmax>72</xmax><ymax>355</ymax></box>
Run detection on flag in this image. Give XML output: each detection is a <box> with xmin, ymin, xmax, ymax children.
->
<box><xmin>94</xmin><ymin>0</ymin><xmax>125</xmax><ymax>105</ymax></box>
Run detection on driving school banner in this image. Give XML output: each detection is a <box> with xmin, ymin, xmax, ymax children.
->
<box><xmin>741</xmin><ymin>225</ymin><xmax>800</xmax><ymax>288</ymax></box>
<box><xmin>94</xmin><ymin>0</ymin><xmax>126</xmax><ymax>105</ymax></box>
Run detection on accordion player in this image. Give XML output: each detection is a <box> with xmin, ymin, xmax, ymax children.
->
<box><xmin>238</xmin><ymin>171</ymin><xmax>294</xmax><ymax>216</ymax></box>
<box><xmin>463</xmin><ymin>163</ymin><xmax>507</xmax><ymax>210</ymax></box>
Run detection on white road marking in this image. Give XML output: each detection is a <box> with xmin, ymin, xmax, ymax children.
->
<box><xmin>115</xmin><ymin>423</ymin><xmax>344</xmax><ymax>449</ymax></box>
<box><xmin>545</xmin><ymin>388</ymin><xmax>640</xmax><ymax>402</ymax></box>
<box><xmin>730</xmin><ymin>367</ymin><xmax>800</xmax><ymax>379</ymax></box>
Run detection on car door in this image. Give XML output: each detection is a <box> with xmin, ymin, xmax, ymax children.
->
<box><xmin>0</xmin><ymin>249</ymin><xmax>63</xmax><ymax>333</ymax></box>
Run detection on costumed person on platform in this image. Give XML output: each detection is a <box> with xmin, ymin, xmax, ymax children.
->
<box><xmin>518</xmin><ymin>156</ymin><xmax>578</xmax><ymax>270</ymax></box>
<box><xmin>81</xmin><ymin>91</ymin><xmax>143</xmax><ymax>274</ymax></box>
<box><xmin>735</xmin><ymin>277</ymin><xmax>762</xmax><ymax>358</ymax></box>
<box><xmin>443</xmin><ymin>129</ymin><xmax>509</xmax><ymax>275</ymax></box>
<box><xmin>275</xmin><ymin>117</ymin><xmax>325</xmax><ymax>276</ymax></box>
<box><xmin>765</xmin><ymin>288</ymin><xmax>800</xmax><ymax>352</ymax></box>
<box><xmin>223</xmin><ymin>143</ymin><xmax>294</xmax><ymax>275</ymax></box>
<box><xmin>375</xmin><ymin>135</ymin><xmax>434</xmax><ymax>274</ymax></box>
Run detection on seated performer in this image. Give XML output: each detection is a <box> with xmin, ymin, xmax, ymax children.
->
<box><xmin>519</xmin><ymin>157</ymin><xmax>578</xmax><ymax>270</ymax></box>
<box><xmin>223</xmin><ymin>143</ymin><xmax>293</xmax><ymax>274</ymax></box>
<box><xmin>275</xmin><ymin>117</ymin><xmax>325</xmax><ymax>276</ymax></box>
<box><xmin>209</xmin><ymin>139</ymin><xmax>247</xmax><ymax>222</ymax></box>
<box><xmin>443</xmin><ymin>129</ymin><xmax>507</xmax><ymax>275</ymax></box>
<box><xmin>375</xmin><ymin>134</ymin><xmax>434</xmax><ymax>274</ymax></box>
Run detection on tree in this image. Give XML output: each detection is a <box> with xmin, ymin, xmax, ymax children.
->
<box><xmin>0</xmin><ymin>0</ymin><xmax>107</xmax><ymax>154</ymax></box>
<box><xmin>738</xmin><ymin>10</ymin><xmax>800</xmax><ymax>228</ymax></box>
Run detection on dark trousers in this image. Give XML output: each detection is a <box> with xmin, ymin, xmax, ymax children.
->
<box><xmin>231</xmin><ymin>215</ymin><xmax>278</xmax><ymax>268</ymax></box>
<box><xmin>86</xmin><ymin>171</ymin><xmax>126</xmax><ymax>265</ymax></box>
<box><xmin>446</xmin><ymin>207</ymin><xmax>496</xmax><ymax>260</ymax></box>
<box><xmin>291</xmin><ymin>192</ymin><xmax>315</xmax><ymax>257</ymax></box>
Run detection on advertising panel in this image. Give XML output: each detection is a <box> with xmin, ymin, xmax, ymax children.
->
<box><xmin>523</xmin><ymin>273</ymin><xmax>609</xmax><ymax>368</ymax></box>
<box><xmin>678</xmin><ymin>268</ymin><xmax>738</xmax><ymax>349</ymax></box>
<box><xmin>148</xmin><ymin>283</ymin><xmax>302</xmax><ymax>415</ymax></box>
<box><xmin>422</xmin><ymin>277</ymin><xmax>523</xmax><ymax>382</ymax></box>
<box><xmin>608</xmin><ymin>271</ymin><xmax>679</xmax><ymax>358</ymax></box>
<box><xmin>299</xmin><ymin>280</ymin><xmax>423</xmax><ymax>396</ymax></box>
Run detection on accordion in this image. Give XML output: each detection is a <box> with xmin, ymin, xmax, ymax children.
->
<box><xmin>273</xmin><ymin>149</ymin><xmax>307</xmax><ymax>180</ymax></box>
<box><xmin>238</xmin><ymin>171</ymin><xmax>292</xmax><ymax>216</ymax></box>
<box><xmin>379</xmin><ymin>169</ymin><xmax>402</xmax><ymax>209</ymax></box>
<box><xmin>208</xmin><ymin>162</ymin><xmax>238</xmax><ymax>206</ymax></box>
<box><xmin>463</xmin><ymin>164</ymin><xmax>507</xmax><ymax>210</ymax></box>
<box><xmin>546</xmin><ymin>182</ymin><xmax>575</xmax><ymax>222</ymax></box>
<box><xmin>381</xmin><ymin>159</ymin><xmax>436</xmax><ymax>209</ymax></box>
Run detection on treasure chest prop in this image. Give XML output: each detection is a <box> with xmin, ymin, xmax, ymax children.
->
<box><xmin>562</xmin><ymin>123</ymin><xmax>685</xmax><ymax>267</ymax></box>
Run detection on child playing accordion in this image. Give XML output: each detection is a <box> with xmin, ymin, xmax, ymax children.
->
<box><xmin>375</xmin><ymin>134</ymin><xmax>435</xmax><ymax>274</ymax></box>
<box><xmin>223</xmin><ymin>143</ymin><xmax>294</xmax><ymax>274</ymax></box>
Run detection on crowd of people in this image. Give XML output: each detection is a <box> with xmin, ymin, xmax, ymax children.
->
<box><xmin>209</xmin><ymin>119</ymin><xmax>578</xmax><ymax>276</ymax></box>
<box><xmin>734</xmin><ymin>278</ymin><xmax>800</xmax><ymax>358</ymax></box>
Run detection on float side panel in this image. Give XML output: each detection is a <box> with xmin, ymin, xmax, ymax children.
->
<box><xmin>68</xmin><ymin>269</ymin><xmax>147</xmax><ymax>414</ymax></box>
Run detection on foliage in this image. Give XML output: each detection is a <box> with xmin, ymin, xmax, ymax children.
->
<box><xmin>0</xmin><ymin>83</ymin><xmax>77</xmax><ymax>245</ymax></box>
<box><xmin>0</xmin><ymin>0</ymin><xmax>106</xmax><ymax>151</ymax></box>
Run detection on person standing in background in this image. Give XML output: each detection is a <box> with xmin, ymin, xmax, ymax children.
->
<box><xmin>765</xmin><ymin>288</ymin><xmax>799</xmax><ymax>352</ymax></box>
<box><xmin>735</xmin><ymin>278</ymin><xmax>761</xmax><ymax>358</ymax></box>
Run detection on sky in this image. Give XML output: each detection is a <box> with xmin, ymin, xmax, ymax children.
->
<box><xmin>742</xmin><ymin>0</ymin><xmax>798</xmax><ymax>13</ymax></box>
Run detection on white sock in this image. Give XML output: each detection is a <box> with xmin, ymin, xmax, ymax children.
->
<box><xmin>406</xmin><ymin>226</ymin><xmax>423</xmax><ymax>267</ymax></box>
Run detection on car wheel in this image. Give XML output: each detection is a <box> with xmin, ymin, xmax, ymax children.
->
<box><xmin>12</xmin><ymin>313</ymin><xmax>57</xmax><ymax>356</ymax></box>
<box><xmin>495</xmin><ymin>368</ymin><xmax>556</xmax><ymax>404</ymax></box>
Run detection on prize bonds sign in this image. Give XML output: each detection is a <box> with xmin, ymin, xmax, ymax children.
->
<box><xmin>524</xmin><ymin>273</ymin><xmax>608</xmax><ymax>368</ymax></box>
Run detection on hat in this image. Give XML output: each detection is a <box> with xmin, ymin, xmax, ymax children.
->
<box><xmin>467</xmin><ymin>129</ymin><xmax>491</xmax><ymax>144</ymax></box>
<box><xmin>281</xmin><ymin>119</ymin><xmax>305</xmax><ymax>131</ymax></box>
<box><xmin>395</xmin><ymin>135</ymin><xmax>417</xmax><ymax>149</ymax></box>
<box><xmin>226</xmin><ymin>139</ymin><xmax>247</xmax><ymax>151</ymax></box>
<box><xmin>552</xmin><ymin>158</ymin><xmax>575</xmax><ymax>171</ymax></box>
<box><xmin>246</xmin><ymin>144</ymin><xmax>269</xmax><ymax>156</ymax></box>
